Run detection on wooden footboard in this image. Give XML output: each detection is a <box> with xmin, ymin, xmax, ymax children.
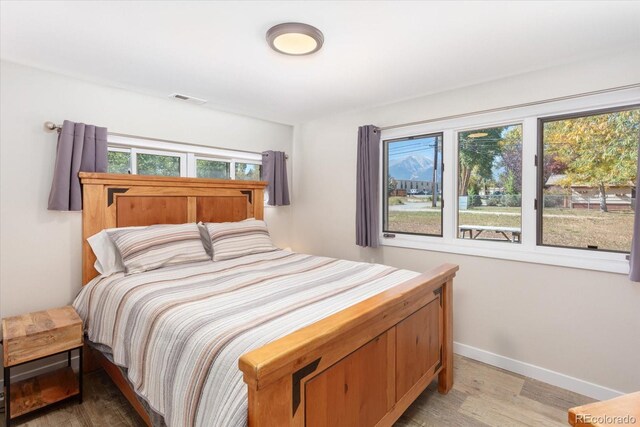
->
<box><xmin>239</xmin><ymin>263</ymin><xmax>457</xmax><ymax>427</ymax></box>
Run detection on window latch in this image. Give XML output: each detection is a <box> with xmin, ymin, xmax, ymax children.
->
<box><xmin>383</xmin><ymin>233</ymin><xmax>396</xmax><ymax>239</ymax></box>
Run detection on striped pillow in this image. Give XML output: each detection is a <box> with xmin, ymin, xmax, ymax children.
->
<box><xmin>110</xmin><ymin>223</ymin><xmax>211</xmax><ymax>274</ymax></box>
<box><xmin>206</xmin><ymin>219</ymin><xmax>277</xmax><ymax>261</ymax></box>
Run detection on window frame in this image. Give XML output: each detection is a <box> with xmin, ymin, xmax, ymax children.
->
<box><xmin>106</xmin><ymin>134</ymin><xmax>262</xmax><ymax>180</ymax></box>
<box><xmin>382</xmin><ymin>132</ymin><xmax>444</xmax><ymax>238</ymax></box>
<box><xmin>234</xmin><ymin>161</ymin><xmax>263</xmax><ymax>181</ymax></box>
<box><xmin>106</xmin><ymin>146</ymin><xmax>132</xmax><ymax>174</ymax></box>
<box><xmin>536</xmin><ymin>104</ymin><xmax>640</xmax><ymax>254</ymax></box>
<box><xmin>194</xmin><ymin>156</ymin><xmax>232</xmax><ymax>179</ymax></box>
<box><xmin>132</xmin><ymin>147</ymin><xmax>187</xmax><ymax>177</ymax></box>
<box><xmin>378</xmin><ymin>88</ymin><xmax>640</xmax><ymax>274</ymax></box>
<box><xmin>455</xmin><ymin>121</ymin><xmax>524</xmax><ymax>244</ymax></box>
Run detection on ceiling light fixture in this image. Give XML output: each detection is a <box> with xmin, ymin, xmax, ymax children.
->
<box><xmin>468</xmin><ymin>132</ymin><xmax>489</xmax><ymax>138</ymax></box>
<box><xmin>266</xmin><ymin>22</ymin><xmax>324</xmax><ymax>56</ymax></box>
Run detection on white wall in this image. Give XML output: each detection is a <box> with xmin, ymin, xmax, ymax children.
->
<box><xmin>0</xmin><ymin>60</ymin><xmax>294</xmax><ymax>322</ymax></box>
<box><xmin>291</xmin><ymin>50</ymin><xmax>640</xmax><ymax>396</ymax></box>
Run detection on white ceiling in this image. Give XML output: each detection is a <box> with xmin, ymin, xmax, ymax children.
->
<box><xmin>1</xmin><ymin>1</ymin><xmax>639</xmax><ymax>125</ymax></box>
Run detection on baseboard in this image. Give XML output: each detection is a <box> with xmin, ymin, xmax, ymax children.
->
<box><xmin>1</xmin><ymin>345</ymin><xmax>623</xmax><ymax>402</ymax></box>
<box><xmin>0</xmin><ymin>355</ymin><xmax>80</xmax><ymax>387</ymax></box>
<box><xmin>454</xmin><ymin>342</ymin><xmax>624</xmax><ymax>401</ymax></box>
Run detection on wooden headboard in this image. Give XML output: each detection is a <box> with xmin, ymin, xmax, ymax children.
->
<box><xmin>79</xmin><ymin>172</ymin><xmax>267</xmax><ymax>284</ymax></box>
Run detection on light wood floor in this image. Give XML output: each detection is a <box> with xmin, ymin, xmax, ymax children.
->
<box><xmin>3</xmin><ymin>355</ymin><xmax>593</xmax><ymax>427</ymax></box>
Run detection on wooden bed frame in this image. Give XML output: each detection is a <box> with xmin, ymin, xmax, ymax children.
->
<box><xmin>79</xmin><ymin>172</ymin><xmax>458</xmax><ymax>427</ymax></box>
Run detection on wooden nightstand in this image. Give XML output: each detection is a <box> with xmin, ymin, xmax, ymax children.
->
<box><xmin>2</xmin><ymin>306</ymin><xmax>83</xmax><ymax>426</ymax></box>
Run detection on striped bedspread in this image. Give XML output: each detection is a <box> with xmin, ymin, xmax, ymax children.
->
<box><xmin>74</xmin><ymin>250</ymin><xmax>420</xmax><ymax>427</ymax></box>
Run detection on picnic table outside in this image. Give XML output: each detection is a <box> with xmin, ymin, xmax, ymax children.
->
<box><xmin>459</xmin><ymin>225</ymin><xmax>521</xmax><ymax>242</ymax></box>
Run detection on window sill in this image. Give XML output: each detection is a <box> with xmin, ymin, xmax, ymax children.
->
<box><xmin>380</xmin><ymin>234</ymin><xmax>630</xmax><ymax>275</ymax></box>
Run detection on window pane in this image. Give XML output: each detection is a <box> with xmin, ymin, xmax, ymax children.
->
<box><xmin>197</xmin><ymin>159</ymin><xmax>229</xmax><ymax>179</ymax></box>
<box><xmin>384</xmin><ymin>133</ymin><xmax>443</xmax><ymax>236</ymax></box>
<box><xmin>235</xmin><ymin>162</ymin><xmax>261</xmax><ymax>180</ymax></box>
<box><xmin>136</xmin><ymin>153</ymin><xmax>180</xmax><ymax>176</ymax></box>
<box><xmin>540</xmin><ymin>107</ymin><xmax>639</xmax><ymax>252</ymax></box>
<box><xmin>458</xmin><ymin>124</ymin><xmax>522</xmax><ymax>243</ymax></box>
<box><xmin>107</xmin><ymin>150</ymin><xmax>130</xmax><ymax>174</ymax></box>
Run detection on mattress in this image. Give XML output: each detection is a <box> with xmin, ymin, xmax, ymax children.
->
<box><xmin>74</xmin><ymin>250</ymin><xmax>420</xmax><ymax>427</ymax></box>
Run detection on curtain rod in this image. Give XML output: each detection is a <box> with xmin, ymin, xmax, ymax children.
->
<box><xmin>378</xmin><ymin>83</ymin><xmax>640</xmax><ymax>131</ymax></box>
<box><xmin>43</xmin><ymin>121</ymin><xmax>288</xmax><ymax>159</ymax></box>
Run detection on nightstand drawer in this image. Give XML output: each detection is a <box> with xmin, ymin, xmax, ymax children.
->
<box><xmin>2</xmin><ymin>306</ymin><xmax>83</xmax><ymax>367</ymax></box>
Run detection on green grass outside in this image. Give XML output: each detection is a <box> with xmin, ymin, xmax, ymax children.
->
<box><xmin>541</xmin><ymin>209</ymin><xmax>632</xmax><ymax>251</ymax></box>
<box><xmin>387</xmin><ymin>206</ymin><xmax>633</xmax><ymax>251</ymax></box>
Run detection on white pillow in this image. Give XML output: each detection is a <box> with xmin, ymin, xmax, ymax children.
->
<box><xmin>205</xmin><ymin>219</ymin><xmax>277</xmax><ymax>262</ymax></box>
<box><xmin>197</xmin><ymin>222</ymin><xmax>213</xmax><ymax>259</ymax></box>
<box><xmin>88</xmin><ymin>230</ymin><xmax>124</xmax><ymax>276</ymax></box>
<box><xmin>88</xmin><ymin>226</ymin><xmax>145</xmax><ymax>276</ymax></box>
<box><xmin>110</xmin><ymin>223</ymin><xmax>211</xmax><ymax>274</ymax></box>
<box><xmin>197</xmin><ymin>218</ymin><xmax>256</xmax><ymax>260</ymax></box>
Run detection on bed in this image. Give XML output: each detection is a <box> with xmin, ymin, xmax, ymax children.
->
<box><xmin>76</xmin><ymin>172</ymin><xmax>458</xmax><ymax>427</ymax></box>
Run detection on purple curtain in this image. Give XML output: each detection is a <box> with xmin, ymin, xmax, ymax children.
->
<box><xmin>48</xmin><ymin>120</ymin><xmax>108</xmax><ymax>211</ymax></box>
<box><xmin>356</xmin><ymin>125</ymin><xmax>380</xmax><ymax>247</ymax></box>
<box><xmin>629</xmin><ymin>131</ymin><xmax>640</xmax><ymax>281</ymax></box>
<box><xmin>261</xmin><ymin>151</ymin><xmax>290</xmax><ymax>206</ymax></box>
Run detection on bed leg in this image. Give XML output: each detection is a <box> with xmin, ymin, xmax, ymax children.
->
<box><xmin>82</xmin><ymin>343</ymin><xmax>103</xmax><ymax>373</ymax></box>
<box><xmin>438</xmin><ymin>279</ymin><xmax>453</xmax><ymax>394</ymax></box>
<box><xmin>246</xmin><ymin>375</ymin><xmax>294</xmax><ymax>427</ymax></box>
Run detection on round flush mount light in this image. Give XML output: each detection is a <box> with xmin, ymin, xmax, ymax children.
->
<box><xmin>266</xmin><ymin>22</ymin><xmax>324</xmax><ymax>56</ymax></box>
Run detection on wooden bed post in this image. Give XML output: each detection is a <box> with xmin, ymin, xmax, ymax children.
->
<box><xmin>246</xmin><ymin>376</ymin><xmax>293</xmax><ymax>427</ymax></box>
<box><xmin>437</xmin><ymin>278</ymin><xmax>454</xmax><ymax>394</ymax></box>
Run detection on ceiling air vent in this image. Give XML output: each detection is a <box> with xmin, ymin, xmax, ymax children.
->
<box><xmin>169</xmin><ymin>93</ymin><xmax>207</xmax><ymax>105</ymax></box>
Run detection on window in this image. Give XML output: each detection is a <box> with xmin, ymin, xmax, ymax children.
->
<box><xmin>235</xmin><ymin>162</ymin><xmax>261</xmax><ymax>180</ymax></box>
<box><xmin>379</xmin><ymin>89</ymin><xmax>639</xmax><ymax>273</ymax></box>
<box><xmin>538</xmin><ymin>106</ymin><xmax>640</xmax><ymax>252</ymax></box>
<box><xmin>105</xmin><ymin>135</ymin><xmax>263</xmax><ymax>183</ymax></box>
<box><xmin>136</xmin><ymin>152</ymin><xmax>182</xmax><ymax>177</ymax></box>
<box><xmin>196</xmin><ymin>158</ymin><xmax>230</xmax><ymax>179</ymax></box>
<box><xmin>107</xmin><ymin>148</ymin><xmax>130</xmax><ymax>174</ymax></box>
<box><xmin>458</xmin><ymin>124</ymin><xmax>522</xmax><ymax>243</ymax></box>
<box><xmin>383</xmin><ymin>133</ymin><xmax>443</xmax><ymax>237</ymax></box>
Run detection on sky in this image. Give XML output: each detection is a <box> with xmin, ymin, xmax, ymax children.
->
<box><xmin>387</xmin><ymin>135</ymin><xmax>440</xmax><ymax>162</ymax></box>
